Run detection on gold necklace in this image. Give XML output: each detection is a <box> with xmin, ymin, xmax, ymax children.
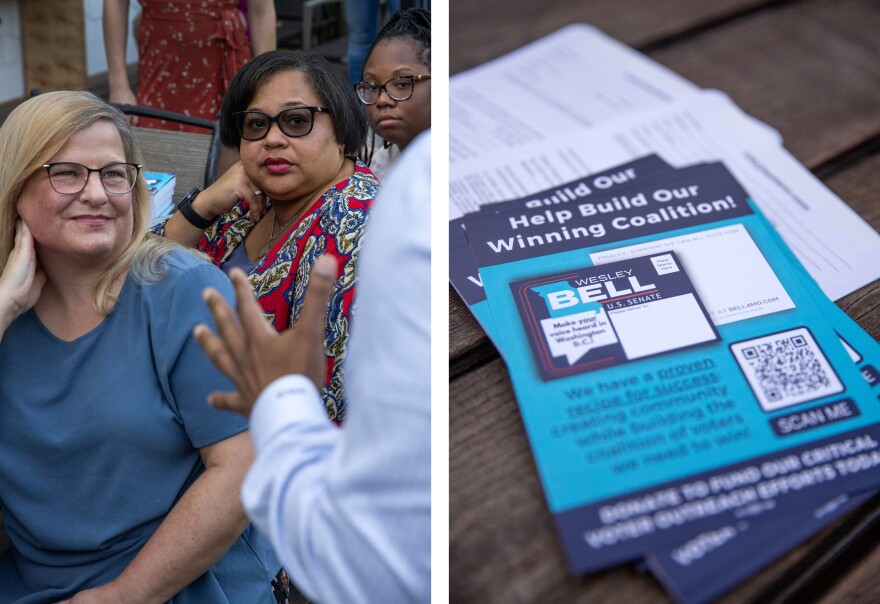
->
<box><xmin>259</xmin><ymin>203</ymin><xmax>308</xmax><ymax>257</ymax></box>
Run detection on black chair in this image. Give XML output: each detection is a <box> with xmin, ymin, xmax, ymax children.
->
<box><xmin>113</xmin><ymin>104</ymin><xmax>222</xmax><ymax>203</ymax></box>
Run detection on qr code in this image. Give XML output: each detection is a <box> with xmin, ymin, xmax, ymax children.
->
<box><xmin>730</xmin><ymin>327</ymin><xmax>844</xmax><ymax>412</ymax></box>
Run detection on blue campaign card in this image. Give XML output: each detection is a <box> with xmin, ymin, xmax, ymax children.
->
<box><xmin>458</xmin><ymin>158</ymin><xmax>880</xmax><ymax>602</ymax></box>
<box><xmin>449</xmin><ymin>155</ymin><xmax>674</xmax><ymax>340</ymax></box>
<box><xmin>511</xmin><ymin>252</ymin><xmax>718</xmax><ymax>380</ymax></box>
<box><xmin>646</xmin><ymin>490</ymin><xmax>871</xmax><ymax>604</ymax></box>
<box><xmin>463</xmin><ymin>161</ymin><xmax>880</xmax><ymax>575</ymax></box>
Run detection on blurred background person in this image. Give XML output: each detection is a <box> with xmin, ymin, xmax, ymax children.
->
<box><xmin>103</xmin><ymin>0</ymin><xmax>277</xmax><ymax>173</ymax></box>
<box><xmin>343</xmin><ymin>0</ymin><xmax>401</xmax><ymax>86</ymax></box>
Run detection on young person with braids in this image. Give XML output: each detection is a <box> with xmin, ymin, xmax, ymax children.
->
<box><xmin>353</xmin><ymin>8</ymin><xmax>431</xmax><ymax>181</ymax></box>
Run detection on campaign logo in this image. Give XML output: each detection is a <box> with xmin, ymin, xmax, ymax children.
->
<box><xmin>512</xmin><ymin>252</ymin><xmax>718</xmax><ymax>380</ymax></box>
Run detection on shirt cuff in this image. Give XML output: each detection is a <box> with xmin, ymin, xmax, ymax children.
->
<box><xmin>249</xmin><ymin>374</ymin><xmax>327</xmax><ymax>454</ymax></box>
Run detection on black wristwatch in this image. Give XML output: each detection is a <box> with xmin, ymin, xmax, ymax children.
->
<box><xmin>176</xmin><ymin>187</ymin><xmax>216</xmax><ymax>230</ymax></box>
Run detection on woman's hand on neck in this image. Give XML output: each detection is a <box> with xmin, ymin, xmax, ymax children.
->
<box><xmin>0</xmin><ymin>220</ymin><xmax>46</xmax><ymax>341</ymax></box>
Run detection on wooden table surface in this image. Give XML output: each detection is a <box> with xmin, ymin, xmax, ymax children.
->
<box><xmin>448</xmin><ymin>1</ymin><xmax>880</xmax><ymax>602</ymax></box>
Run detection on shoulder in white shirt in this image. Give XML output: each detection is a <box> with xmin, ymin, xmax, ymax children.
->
<box><xmin>242</xmin><ymin>130</ymin><xmax>432</xmax><ymax>604</ymax></box>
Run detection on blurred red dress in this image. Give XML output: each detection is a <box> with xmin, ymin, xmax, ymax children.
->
<box><xmin>136</xmin><ymin>0</ymin><xmax>252</xmax><ymax>131</ymax></box>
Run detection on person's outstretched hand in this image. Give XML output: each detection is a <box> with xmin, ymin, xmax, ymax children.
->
<box><xmin>0</xmin><ymin>220</ymin><xmax>46</xmax><ymax>341</ymax></box>
<box><xmin>193</xmin><ymin>256</ymin><xmax>338</xmax><ymax>419</ymax></box>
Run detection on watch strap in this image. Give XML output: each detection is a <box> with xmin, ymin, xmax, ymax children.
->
<box><xmin>176</xmin><ymin>187</ymin><xmax>216</xmax><ymax>230</ymax></box>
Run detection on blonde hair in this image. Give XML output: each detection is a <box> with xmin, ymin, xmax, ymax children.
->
<box><xmin>0</xmin><ymin>91</ymin><xmax>181</xmax><ymax>314</ymax></box>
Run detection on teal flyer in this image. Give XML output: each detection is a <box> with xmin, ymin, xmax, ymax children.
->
<box><xmin>463</xmin><ymin>162</ymin><xmax>880</xmax><ymax>573</ymax></box>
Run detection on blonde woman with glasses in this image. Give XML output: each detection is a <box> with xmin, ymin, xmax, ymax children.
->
<box><xmin>0</xmin><ymin>91</ymin><xmax>284</xmax><ymax>603</ymax></box>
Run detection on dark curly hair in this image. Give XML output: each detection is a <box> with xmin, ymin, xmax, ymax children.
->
<box><xmin>364</xmin><ymin>7</ymin><xmax>431</xmax><ymax>74</ymax></box>
<box><xmin>220</xmin><ymin>50</ymin><xmax>367</xmax><ymax>157</ymax></box>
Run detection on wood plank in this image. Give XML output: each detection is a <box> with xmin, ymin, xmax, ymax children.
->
<box><xmin>21</xmin><ymin>0</ymin><xmax>87</xmax><ymax>92</ymax></box>
<box><xmin>815</xmin><ymin>509</ymin><xmax>880</xmax><ymax>604</ymax></box>
<box><xmin>450</xmin><ymin>0</ymin><xmax>778</xmax><ymax>74</ymax></box>
<box><xmin>648</xmin><ymin>0</ymin><xmax>880</xmax><ymax>168</ymax></box>
<box><xmin>449</xmin><ymin>286</ymin><xmax>493</xmax><ymax>370</ymax></box>
<box><xmin>450</xmin><ymin>358</ymin><xmax>669</xmax><ymax>603</ymax></box>
<box><xmin>827</xmin><ymin>152</ymin><xmax>880</xmax><ymax>340</ymax></box>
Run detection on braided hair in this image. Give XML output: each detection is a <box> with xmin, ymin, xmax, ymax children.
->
<box><xmin>366</xmin><ymin>8</ymin><xmax>431</xmax><ymax>71</ymax></box>
<box><xmin>362</xmin><ymin>8</ymin><xmax>431</xmax><ymax>163</ymax></box>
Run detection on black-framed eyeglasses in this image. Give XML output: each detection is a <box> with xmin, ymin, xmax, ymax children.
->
<box><xmin>233</xmin><ymin>107</ymin><xmax>331</xmax><ymax>141</ymax></box>
<box><xmin>43</xmin><ymin>162</ymin><xmax>142</xmax><ymax>195</ymax></box>
<box><xmin>353</xmin><ymin>75</ymin><xmax>431</xmax><ymax>105</ymax></box>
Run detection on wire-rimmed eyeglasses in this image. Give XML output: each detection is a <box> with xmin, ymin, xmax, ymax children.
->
<box><xmin>353</xmin><ymin>75</ymin><xmax>431</xmax><ymax>105</ymax></box>
<box><xmin>233</xmin><ymin>106</ymin><xmax>331</xmax><ymax>141</ymax></box>
<box><xmin>43</xmin><ymin>162</ymin><xmax>142</xmax><ymax>195</ymax></box>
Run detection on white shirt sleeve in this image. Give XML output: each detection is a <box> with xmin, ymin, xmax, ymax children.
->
<box><xmin>242</xmin><ymin>131</ymin><xmax>432</xmax><ymax>604</ymax></box>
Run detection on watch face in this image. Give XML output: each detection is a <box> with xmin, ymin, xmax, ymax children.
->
<box><xmin>179</xmin><ymin>188</ymin><xmax>200</xmax><ymax>207</ymax></box>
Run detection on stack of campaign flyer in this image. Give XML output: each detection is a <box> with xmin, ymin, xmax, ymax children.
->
<box><xmin>145</xmin><ymin>171</ymin><xmax>176</xmax><ymax>221</ymax></box>
<box><xmin>450</xmin><ymin>24</ymin><xmax>880</xmax><ymax>604</ymax></box>
<box><xmin>452</xmin><ymin>157</ymin><xmax>880</xmax><ymax>602</ymax></box>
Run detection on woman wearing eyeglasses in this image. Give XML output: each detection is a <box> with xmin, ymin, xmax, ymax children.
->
<box><xmin>154</xmin><ymin>50</ymin><xmax>378</xmax><ymax>422</ymax></box>
<box><xmin>354</xmin><ymin>8</ymin><xmax>431</xmax><ymax>180</ymax></box>
<box><xmin>0</xmin><ymin>91</ymin><xmax>282</xmax><ymax>602</ymax></box>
